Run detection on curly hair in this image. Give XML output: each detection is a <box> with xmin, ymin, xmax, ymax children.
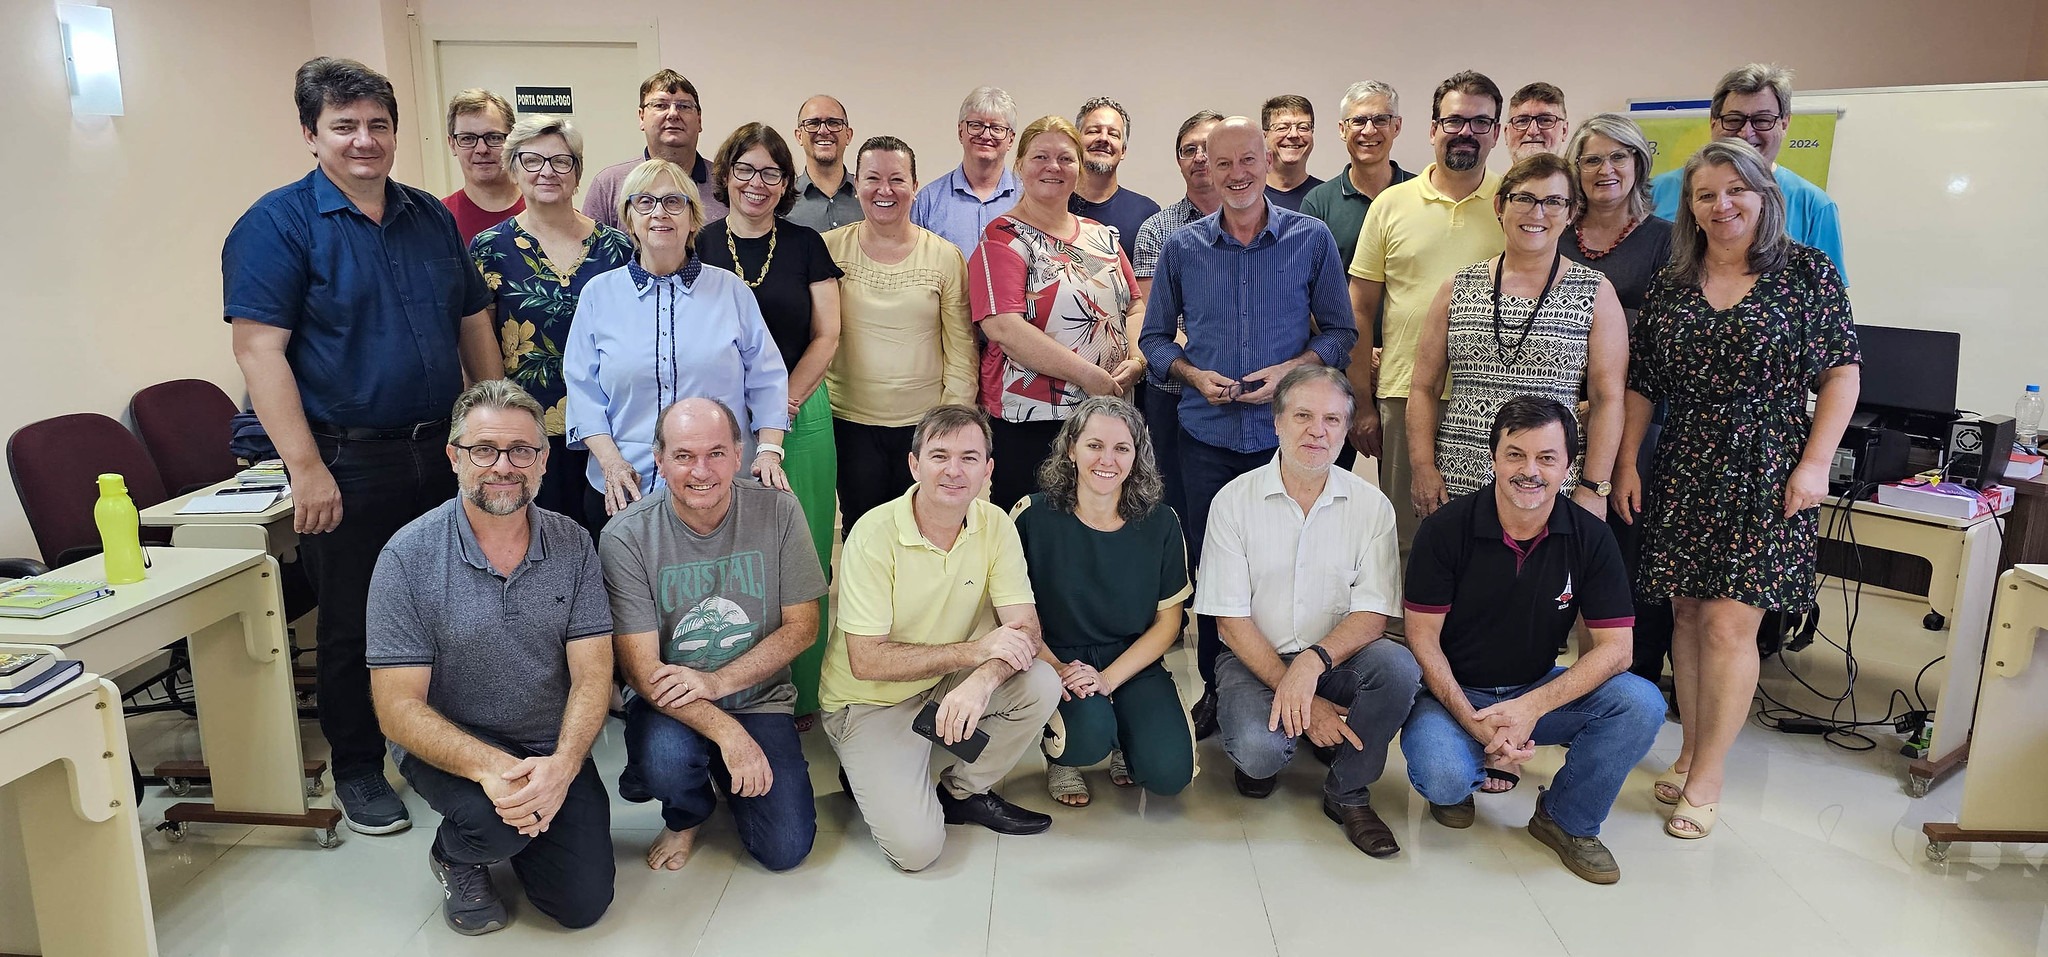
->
<box><xmin>1034</xmin><ymin>396</ymin><xmax>1162</xmax><ymax>523</ymax></box>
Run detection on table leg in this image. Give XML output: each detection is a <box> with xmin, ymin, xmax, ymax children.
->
<box><xmin>183</xmin><ymin>560</ymin><xmax>306</xmax><ymax>816</ymax></box>
<box><xmin>1912</xmin><ymin>520</ymin><xmax>2002</xmax><ymax>792</ymax></box>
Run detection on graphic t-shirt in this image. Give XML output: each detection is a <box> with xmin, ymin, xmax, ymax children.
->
<box><xmin>598</xmin><ymin>482</ymin><xmax>828</xmax><ymax>714</ymax></box>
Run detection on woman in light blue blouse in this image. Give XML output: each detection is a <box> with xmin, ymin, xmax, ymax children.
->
<box><xmin>564</xmin><ymin>158</ymin><xmax>790</xmax><ymax>534</ymax></box>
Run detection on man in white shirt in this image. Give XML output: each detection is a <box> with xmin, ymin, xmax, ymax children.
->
<box><xmin>1194</xmin><ymin>366</ymin><xmax>1418</xmax><ymax>858</ymax></box>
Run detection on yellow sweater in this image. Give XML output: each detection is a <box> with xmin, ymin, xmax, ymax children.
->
<box><xmin>822</xmin><ymin>223</ymin><xmax>977</xmax><ymax>426</ymax></box>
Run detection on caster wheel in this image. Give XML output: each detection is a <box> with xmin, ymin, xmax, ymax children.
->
<box><xmin>156</xmin><ymin>821</ymin><xmax>186</xmax><ymax>843</ymax></box>
<box><xmin>314</xmin><ymin>826</ymin><xmax>342</xmax><ymax>849</ymax></box>
<box><xmin>1923</xmin><ymin>610</ymin><xmax>1945</xmax><ymax>631</ymax></box>
<box><xmin>1926</xmin><ymin>841</ymin><xmax>1950</xmax><ymax>862</ymax></box>
<box><xmin>1906</xmin><ymin>775</ymin><xmax>1932</xmax><ymax>798</ymax></box>
<box><xmin>305</xmin><ymin>779</ymin><xmax>325</xmax><ymax>799</ymax></box>
<box><xmin>164</xmin><ymin>777</ymin><xmax>191</xmax><ymax>797</ymax></box>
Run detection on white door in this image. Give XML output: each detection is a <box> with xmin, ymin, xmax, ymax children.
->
<box><xmin>413</xmin><ymin>25</ymin><xmax>660</xmax><ymax>203</ymax></box>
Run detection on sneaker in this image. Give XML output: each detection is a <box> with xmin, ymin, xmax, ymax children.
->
<box><xmin>335</xmin><ymin>771</ymin><xmax>411</xmax><ymax>835</ymax></box>
<box><xmin>428</xmin><ymin>845</ymin><xmax>508</xmax><ymax>936</ymax></box>
<box><xmin>1526</xmin><ymin>792</ymin><xmax>1620</xmax><ymax>884</ymax></box>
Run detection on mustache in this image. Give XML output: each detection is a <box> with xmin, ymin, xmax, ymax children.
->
<box><xmin>1449</xmin><ymin>136</ymin><xmax>1480</xmax><ymax>151</ymax></box>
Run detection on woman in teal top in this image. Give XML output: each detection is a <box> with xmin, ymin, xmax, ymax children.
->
<box><xmin>1011</xmin><ymin>396</ymin><xmax>1193</xmax><ymax>807</ymax></box>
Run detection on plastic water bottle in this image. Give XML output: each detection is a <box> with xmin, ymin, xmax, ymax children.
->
<box><xmin>2018</xmin><ymin>384</ymin><xmax>2044</xmax><ymax>451</ymax></box>
<box><xmin>94</xmin><ymin>473</ymin><xmax>147</xmax><ymax>584</ymax></box>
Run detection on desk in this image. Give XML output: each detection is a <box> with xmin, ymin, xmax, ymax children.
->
<box><xmin>0</xmin><ymin>548</ymin><xmax>342</xmax><ymax>845</ymax></box>
<box><xmin>0</xmin><ymin>672</ymin><xmax>158</xmax><ymax>956</ymax></box>
<box><xmin>139</xmin><ymin>478</ymin><xmax>296</xmax><ymax>555</ymax></box>
<box><xmin>2002</xmin><ymin>474</ymin><xmax>2048</xmax><ymax>572</ymax></box>
<box><xmin>1922</xmin><ymin>564</ymin><xmax>2048</xmax><ymax>859</ymax></box>
<box><xmin>1818</xmin><ymin>496</ymin><xmax>2005</xmax><ymax>795</ymax></box>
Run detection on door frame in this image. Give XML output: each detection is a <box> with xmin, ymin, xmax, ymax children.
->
<box><xmin>409</xmin><ymin>21</ymin><xmax>662</xmax><ymax>195</ymax></box>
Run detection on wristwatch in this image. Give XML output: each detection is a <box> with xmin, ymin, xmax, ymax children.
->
<box><xmin>1582</xmin><ymin>477</ymin><xmax>1613</xmax><ymax>497</ymax></box>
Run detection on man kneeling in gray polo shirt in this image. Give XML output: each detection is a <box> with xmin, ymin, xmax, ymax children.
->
<box><xmin>368</xmin><ymin>380</ymin><xmax>617</xmax><ymax>936</ymax></box>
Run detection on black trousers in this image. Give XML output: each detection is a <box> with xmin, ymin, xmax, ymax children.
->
<box><xmin>1178</xmin><ymin>431</ymin><xmax>1275</xmax><ymax>687</ymax></box>
<box><xmin>1140</xmin><ymin>384</ymin><xmax>1186</xmax><ymax>522</ymax></box>
<box><xmin>537</xmin><ymin>435</ymin><xmax>589</xmax><ymax>531</ymax></box>
<box><xmin>834</xmin><ymin>420</ymin><xmax>916</xmax><ymax>533</ymax></box>
<box><xmin>989</xmin><ymin>417</ymin><xmax>1063</xmax><ymax>511</ymax></box>
<box><xmin>299</xmin><ymin>433</ymin><xmax>453</xmax><ymax>779</ymax></box>
<box><xmin>1614</xmin><ymin>415</ymin><xmax>1673</xmax><ymax>683</ymax></box>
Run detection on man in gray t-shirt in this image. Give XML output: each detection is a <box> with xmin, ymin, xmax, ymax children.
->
<box><xmin>600</xmin><ymin>397</ymin><xmax>827</xmax><ymax>873</ymax></box>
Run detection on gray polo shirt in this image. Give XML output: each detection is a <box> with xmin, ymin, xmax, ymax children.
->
<box><xmin>367</xmin><ymin>499</ymin><xmax>611</xmax><ymax>752</ymax></box>
<box><xmin>789</xmin><ymin>168</ymin><xmax>863</xmax><ymax>233</ymax></box>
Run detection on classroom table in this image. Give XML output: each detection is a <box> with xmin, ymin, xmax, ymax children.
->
<box><xmin>138</xmin><ymin>477</ymin><xmax>296</xmax><ymax>555</ymax></box>
<box><xmin>1922</xmin><ymin>563</ymin><xmax>2048</xmax><ymax>859</ymax></box>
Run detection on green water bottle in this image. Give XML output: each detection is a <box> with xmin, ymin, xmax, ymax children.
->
<box><xmin>94</xmin><ymin>473</ymin><xmax>147</xmax><ymax>584</ymax></box>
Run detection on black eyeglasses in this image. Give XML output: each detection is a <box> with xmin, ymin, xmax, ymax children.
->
<box><xmin>642</xmin><ymin>99</ymin><xmax>700</xmax><ymax>115</ymax></box>
<box><xmin>1503</xmin><ymin>192</ymin><xmax>1573</xmax><ymax>213</ymax></box>
<box><xmin>961</xmin><ymin>119</ymin><xmax>1013</xmax><ymax>138</ymax></box>
<box><xmin>1713</xmin><ymin>111</ymin><xmax>1782</xmax><ymax>133</ymax></box>
<box><xmin>1508</xmin><ymin>113</ymin><xmax>1564</xmax><ymax>131</ymax></box>
<box><xmin>1577</xmin><ymin>150</ymin><xmax>1635</xmax><ymax>173</ymax></box>
<box><xmin>1340</xmin><ymin>114</ymin><xmax>1397</xmax><ymax>132</ymax></box>
<box><xmin>515</xmin><ymin>152</ymin><xmax>578</xmax><ymax>174</ymax></box>
<box><xmin>1435</xmin><ymin>115</ymin><xmax>1498</xmax><ymax>135</ymax></box>
<box><xmin>730</xmin><ymin>161</ymin><xmax>786</xmax><ymax>186</ymax></box>
<box><xmin>627</xmin><ymin>192</ymin><xmax>694</xmax><ymax>216</ymax></box>
<box><xmin>797</xmin><ymin>117</ymin><xmax>849</xmax><ymax>132</ymax></box>
<box><xmin>451</xmin><ymin>443</ymin><xmax>541</xmax><ymax>468</ymax></box>
<box><xmin>453</xmin><ymin>132</ymin><xmax>508</xmax><ymax>150</ymax></box>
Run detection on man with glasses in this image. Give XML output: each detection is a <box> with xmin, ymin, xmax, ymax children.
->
<box><xmin>1261</xmin><ymin>95</ymin><xmax>1322</xmax><ymax>212</ymax></box>
<box><xmin>1649</xmin><ymin>63</ymin><xmax>1845</xmax><ymax>278</ymax></box>
<box><xmin>1505</xmin><ymin>83</ymin><xmax>1568</xmax><ymax>161</ymax></box>
<box><xmin>1069</xmin><ymin>96</ymin><xmax>1159</xmax><ymax>259</ymax></box>
<box><xmin>914</xmin><ymin>86</ymin><xmax>1023</xmax><ymax>255</ymax></box>
<box><xmin>441</xmin><ymin>88</ymin><xmax>523</xmax><ymax>244</ymax></box>
<box><xmin>368</xmin><ymin>380</ymin><xmax>616</xmax><ymax>935</ymax></box>
<box><xmin>583</xmin><ymin>70</ymin><xmax>726</xmax><ymax>231</ymax></box>
<box><xmin>1347</xmin><ymin>70</ymin><xmax>1508</xmax><ymax>593</ymax></box>
<box><xmin>789</xmin><ymin>94</ymin><xmax>862</xmax><ymax>232</ymax></box>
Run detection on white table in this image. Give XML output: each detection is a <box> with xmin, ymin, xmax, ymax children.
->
<box><xmin>1922</xmin><ymin>564</ymin><xmax>2048</xmax><ymax>858</ymax></box>
<box><xmin>139</xmin><ymin>477</ymin><xmax>296</xmax><ymax>555</ymax></box>
<box><xmin>0</xmin><ymin>668</ymin><xmax>158</xmax><ymax>956</ymax></box>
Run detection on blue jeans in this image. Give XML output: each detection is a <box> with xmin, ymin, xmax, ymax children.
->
<box><xmin>1215</xmin><ymin>641</ymin><xmax>1420</xmax><ymax>805</ymax></box>
<box><xmin>1401</xmin><ymin>667</ymin><xmax>1664</xmax><ymax>837</ymax></box>
<box><xmin>623</xmin><ymin>698</ymin><xmax>817</xmax><ymax>871</ymax></box>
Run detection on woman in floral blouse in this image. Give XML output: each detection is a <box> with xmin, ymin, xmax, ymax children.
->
<box><xmin>471</xmin><ymin>115</ymin><xmax>636</xmax><ymax>526</ymax></box>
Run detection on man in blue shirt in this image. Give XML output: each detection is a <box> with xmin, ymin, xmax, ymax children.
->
<box><xmin>912</xmin><ymin>86</ymin><xmax>1022</xmax><ymax>255</ymax></box>
<box><xmin>1068</xmin><ymin>96</ymin><xmax>1160</xmax><ymax>260</ymax></box>
<box><xmin>224</xmin><ymin>57</ymin><xmax>498</xmax><ymax>837</ymax></box>
<box><xmin>1139</xmin><ymin>116</ymin><xmax>1356</xmax><ymax>739</ymax></box>
<box><xmin>1649</xmin><ymin>63</ymin><xmax>1846</xmax><ymax>280</ymax></box>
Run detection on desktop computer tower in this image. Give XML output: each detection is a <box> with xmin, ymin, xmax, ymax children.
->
<box><xmin>1945</xmin><ymin>415</ymin><xmax>2016</xmax><ymax>490</ymax></box>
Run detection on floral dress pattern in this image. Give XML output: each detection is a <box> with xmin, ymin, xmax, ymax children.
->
<box><xmin>1629</xmin><ymin>244</ymin><xmax>1860</xmax><ymax>610</ymax></box>
<box><xmin>967</xmin><ymin>215</ymin><xmax>1137</xmax><ymax>422</ymax></box>
<box><xmin>470</xmin><ymin>218</ymin><xmax>636</xmax><ymax>435</ymax></box>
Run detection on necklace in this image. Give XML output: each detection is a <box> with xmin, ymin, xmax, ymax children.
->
<box><xmin>1574</xmin><ymin>216</ymin><xmax>1638</xmax><ymax>261</ymax></box>
<box><xmin>1490</xmin><ymin>252</ymin><xmax>1563</xmax><ymax>368</ymax></box>
<box><xmin>726</xmin><ymin>223</ymin><xmax>777</xmax><ymax>288</ymax></box>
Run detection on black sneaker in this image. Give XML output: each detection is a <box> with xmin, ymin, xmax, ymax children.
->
<box><xmin>937</xmin><ymin>785</ymin><xmax>1051</xmax><ymax>835</ymax></box>
<box><xmin>335</xmin><ymin>771</ymin><xmax>411</xmax><ymax>835</ymax></box>
<box><xmin>1190</xmin><ymin>689</ymin><xmax>1219</xmax><ymax>741</ymax></box>
<box><xmin>428</xmin><ymin>845</ymin><xmax>508</xmax><ymax>936</ymax></box>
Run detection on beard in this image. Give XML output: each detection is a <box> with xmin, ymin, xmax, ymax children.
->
<box><xmin>1444</xmin><ymin>136</ymin><xmax>1482</xmax><ymax>171</ymax></box>
<box><xmin>1083</xmin><ymin>157</ymin><xmax>1116</xmax><ymax>176</ymax></box>
<box><xmin>465</xmin><ymin>477</ymin><xmax>532</xmax><ymax>516</ymax></box>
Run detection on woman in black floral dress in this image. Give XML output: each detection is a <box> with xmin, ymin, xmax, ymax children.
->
<box><xmin>1614</xmin><ymin>140</ymin><xmax>1860</xmax><ymax>840</ymax></box>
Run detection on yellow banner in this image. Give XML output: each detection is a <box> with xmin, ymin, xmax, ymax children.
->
<box><xmin>1633</xmin><ymin>111</ymin><xmax>1837</xmax><ymax>190</ymax></box>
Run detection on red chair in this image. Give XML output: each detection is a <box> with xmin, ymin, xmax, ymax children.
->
<box><xmin>7</xmin><ymin>412</ymin><xmax>171</xmax><ymax>567</ymax></box>
<box><xmin>132</xmin><ymin>379</ymin><xmax>241</xmax><ymax>496</ymax></box>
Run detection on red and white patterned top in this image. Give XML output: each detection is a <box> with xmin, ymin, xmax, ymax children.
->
<box><xmin>968</xmin><ymin>214</ymin><xmax>1137</xmax><ymax>422</ymax></box>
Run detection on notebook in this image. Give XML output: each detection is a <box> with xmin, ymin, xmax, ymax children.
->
<box><xmin>0</xmin><ymin>659</ymin><xmax>84</xmax><ymax>707</ymax></box>
<box><xmin>0</xmin><ymin>651</ymin><xmax>57</xmax><ymax>690</ymax></box>
<box><xmin>0</xmin><ymin>578</ymin><xmax>114</xmax><ymax>619</ymax></box>
<box><xmin>177</xmin><ymin>488</ymin><xmax>284</xmax><ymax>514</ymax></box>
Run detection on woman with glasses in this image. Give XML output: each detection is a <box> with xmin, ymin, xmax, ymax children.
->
<box><xmin>1407</xmin><ymin>152</ymin><xmax>1626</xmax><ymax>519</ymax></box>
<box><xmin>968</xmin><ymin>115</ymin><xmax>1144</xmax><ymax>509</ymax></box>
<box><xmin>695</xmin><ymin>123</ymin><xmax>844</xmax><ymax>726</ymax></box>
<box><xmin>470</xmin><ymin>116</ymin><xmax>637</xmax><ymax>528</ymax></box>
<box><xmin>563</xmin><ymin>158</ymin><xmax>790</xmax><ymax>537</ymax></box>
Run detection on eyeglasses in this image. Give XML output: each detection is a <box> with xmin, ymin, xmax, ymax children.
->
<box><xmin>961</xmin><ymin>120</ymin><xmax>1013</xmax><ymax>138</ymax></box>
<box><xmin>642</xmin><ymin>98</ymin><xmax>700</xmax><ymax>115</ymax></box>
<box><xmin>729</xmin><ymin>161</ymin><xmax>786</xmax><ymax>186</ymax></box>
<box><xmin>1577</xmin><ymin>150</ymin><xmax>1635</xmax><ymax>173</ymax></box>
<box><xmin>1434</xmin><ymin>115</ymin><xmax>1498</xmax><ymax>135</ymax></box>
<box><xmin>450</xmin><ymin>443</ymin><xmax>541</xmax><ymax>468</ymax></box>
<box><xmin>1713</xmin><ymin>111</ymin><xmax>1782</xmax><ymax>133</ymax></box>
<box><xmin>453</xmin><ymin>132</ymin><xmax>508</xmax><ymax>150</ymax></box>
<box><xmin>797</xmin><ymin>117</ymin><xmax>849</xmax><ymax>133</ymax></box>
<box><xmin>1339</xmin><ymin>114</ymin><xmax>1397</xmax><ymax>132</ymax></box>
<box><xmin>627</xmin><ymin>192</ymin><xmax>694</xmax><ymax>216</ymax></box>
<box><xmin>1507</xmin><ymin>113</ymin><xmax>1564</xmax><ymax>131</ymax></box>
<box><xmin>1503</xmin><ymin>192</ymin><xmax>1574</xmax><ymax>213</ymax></box>
<box><xmin>515</xmin><ymin>152</ymin><xmax>578</xmax><ymax>174</ymax></box>
<box><xmin>1265</xmin><ymin>121</ymin><xmax>1314</xmax><ymax>135</ymax></box>
<box><xmin>1175</xmin><ymin>143</ymin><xmax>1208</xmax><ymax>160</ymax></box>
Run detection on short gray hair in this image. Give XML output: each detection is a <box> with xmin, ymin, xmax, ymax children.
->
<box><xmin>1666</xmin><ymin>138</ymin><xmax>1791</xmax><ymax>288</ymax></box>
<box><xmin>1338</xmin><ymin>80</ymin><xmax>1399</xmax><ymax>118</ymax></box>
<box><xmin>1564</xmin><ymin>113</ymin><xmax>1654</xmax><ymax>222</ymax></box>
<box><xmin>957</xmin><ymin>86</ymin><xmax>1018</xmax><ymax>129</ymax></box>
<box><xmin>449</xmin><ymin>379</ymin><xmax>544</xmax><ymax>444</ymax></box>
<box><xmin>1273</xmin><ymin>366</ymin><xmax>1355</xmax><ymax>420</ymax></box>
<box><xmin>1075</xmin><ymin>96</ymin><xmax>1130</xmax><ymax>134</ymax></box>
<box><xmin>1712</xmin><ymin>63</ymin><xmax>1793</xmax><ymax>119</ymax></box>
<box><xmin>501</xmin><ymin>114</ymin><xmax>586</xmax><ymax>175</ymax></box>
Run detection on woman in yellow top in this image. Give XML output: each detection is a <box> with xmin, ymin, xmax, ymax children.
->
<box><xmin>822</xmin><ymin>136</ymin><xmax>978</xmax><ymax>530</ymax></box>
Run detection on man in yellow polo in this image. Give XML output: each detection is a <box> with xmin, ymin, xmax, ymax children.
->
<box><xmin>819</xmin><ymin>404</ymin><xmax>1061</xmax><ymax>872</ymax></box>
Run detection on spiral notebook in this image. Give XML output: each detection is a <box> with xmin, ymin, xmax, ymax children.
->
<box><xmin>0</xmin><ymin>578</ymin><xmax>114</xmax><ymax>619</ymax></box>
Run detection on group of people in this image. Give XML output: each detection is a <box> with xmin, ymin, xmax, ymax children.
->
<box><xmin>220</xmin><ymin>54</ymin><xmax>1859</xmax><ymax>936</ymax></box>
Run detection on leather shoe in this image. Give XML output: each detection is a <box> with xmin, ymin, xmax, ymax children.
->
<box><xmin>1323</xmin><ymin>795</ymin><xmax>1400</xmax><ymax>857</ymax></box>
<box><xmin>1428</xmin><ymin>796</ymin><xmax>1476</xmax><ymax>829</ymax></box>
<box><xmin>937</xmin><ymin>785</ymin><xmax>1051</xmax><ymax>835</ymax></box>
<box><xmin>1190</xmin><ymin>688</ymin><xmax>1219</xmax><ymax>741</ymax></box>
<box><xmin>1233</xmin><ymin>768</ymin><xmax>1277</xmax><ymax>799</ymax></box>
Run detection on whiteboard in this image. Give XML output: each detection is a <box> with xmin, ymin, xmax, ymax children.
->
<box><xmin>1795</xmin><ymin>82</ymin><xmax>2048</xmax><ymax>419</ymax></box>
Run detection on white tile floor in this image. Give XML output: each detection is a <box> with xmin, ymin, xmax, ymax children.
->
<box><xmin>125</xmin><ymin>578</ymin><xmax>2048</xmax><ymax>956</ymax></box>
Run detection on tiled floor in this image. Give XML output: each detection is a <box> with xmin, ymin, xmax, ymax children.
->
<box><xmin>127</xmin><ymin>578</ymin><xmax>2047</xmax><ymax>956</ymax></box>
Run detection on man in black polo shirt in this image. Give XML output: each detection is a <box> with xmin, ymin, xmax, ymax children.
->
<box><xmin>1399</xmin><ymin>396</ymin><xmax>1663</xmax><ymax>884</ymax></box>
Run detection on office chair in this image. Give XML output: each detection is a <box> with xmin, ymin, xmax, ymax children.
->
<box><xmin>131</xmin><ymin>378</ymin><xmax>241</xmax><ymax>496</ymax></box>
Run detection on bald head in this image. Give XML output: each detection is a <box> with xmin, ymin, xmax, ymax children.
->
<box><xmin>796</xmin><ymin>94</ymin><xmax>852</xmax><ymax>168</ymax></box>
<box><xmin>798</xmin><ymin>94</ymin><xmax>847</xmax><ymax>120</ymax></box>
<box><xmin>1206</xmin><ymin>117</ymin><xmax>1268</xmax><ymax>211</ymax></box>
<box><xmin>654</xmin><ymin>397</ymin><xmax>744</xmax><ymax>454</ymax></box>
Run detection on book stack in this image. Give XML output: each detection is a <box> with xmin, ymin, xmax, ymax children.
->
<box><xmin>2007</xmin><ymin>451</ymin><xmax>2043</xmax><ymax>481</ymax></box>
<box><xmin>0</xmin><ymin>577</ymin><xmax>114</xmax><ymax>619</ymax></box>
<box><xmin>1876</xmin><ymin>479</ymin><xmax>2017</xmax><ymax>519</ymax></box>
<box><xmin>236</xmin><ymin>460</ymin><xmax>288</xmax><ymax>487</ymax></box>
<box><xmin>0</xmin><ymin>652</ymin><xmax>84</xmax><ymax>707</ymax></box>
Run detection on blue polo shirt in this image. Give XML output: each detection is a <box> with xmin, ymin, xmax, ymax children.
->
<box><xmin>1138</xmin><ymin>202</ymin><xmax>1357</xmax><ymax>453</ymax></box>
<box><xmin>911</xmin><ymin>165</ymin><xmax>1021</xmax><ymax>255</ymax></box>
<box><xmin>223</xmin><ymin>168</ymin><xmax>491</xmax><ymax>428</ymax></box>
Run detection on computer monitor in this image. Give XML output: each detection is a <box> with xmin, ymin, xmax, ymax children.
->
<box><xmin>1855</xmin><ymin>325</ymin><xmax>1960</xmax><ymax>417</ymax></box>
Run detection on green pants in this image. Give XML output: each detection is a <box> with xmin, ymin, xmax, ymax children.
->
<box><xmin>786</xmin><ymin>386</ymin><xmax>837</xmax><ymax>715</ymax></box>
<box><xmin>1043</xmin><ymin>644</ymin><xmax>1194</xmax><ymax>796</ymax></box>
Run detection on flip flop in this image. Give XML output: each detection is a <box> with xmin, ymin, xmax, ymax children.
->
<box><xmin>1665</xmin><ymin>793</ymin><xmax>1718</xmax><ymax>839</ymax></box>
<box><xmin>1653</xmin><ymin>766</ymin><xmax>1687</xmax><ymax>806</ymax></box>
<box><xmin>1481</xmin><ymin>767</ymin><xmax>1520</xmax><ymax>794</ymax></box>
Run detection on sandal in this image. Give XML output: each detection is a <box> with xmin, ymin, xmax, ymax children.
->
<box><xmin>1108</xmin><ymin>749</ymin><xmax>1135</xmax><ymax>789</ymax></box>
<box><xmin>1047</xmin><ymin>763</ymin><xmax>1090</xmax><ymax>807</ymax></box>
<box><xmin>1653</xmin><ymin>766</ymin><xmax>1687</xmax><ymax>806</ymax></box>
<box><xmin>1665</xmin><ymin>792</ymin><xmax>1718</xmax><ymax>839</ymax></box>
<box><xmin>1480</xmin><ymin>766</ymin><xmax>1520</xmax><ymax>794</ymax></box>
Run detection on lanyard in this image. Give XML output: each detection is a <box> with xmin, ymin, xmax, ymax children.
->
<box><xmin>1490</xmin><ymin>252</ymin><xmax>1562</xmax><ymax>367</ymax></box>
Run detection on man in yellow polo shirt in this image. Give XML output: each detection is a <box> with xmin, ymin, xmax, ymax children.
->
<box><xmin>819</xmin><ymin>404</ymin><xmax>1061</xmax><ymax>872</ymax></box>
<box><xmin>1347</xmin><ymin>70</ymin><xmax>1509</xmax><ymax>587</ymax></box>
